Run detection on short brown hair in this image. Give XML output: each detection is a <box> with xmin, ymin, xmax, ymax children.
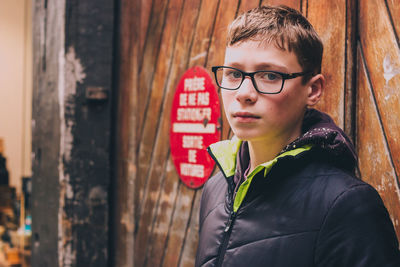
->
<box><xmin>227</xmin><ymin>5</ymin><xmax>323</xmax><ymax>82</ymax></box>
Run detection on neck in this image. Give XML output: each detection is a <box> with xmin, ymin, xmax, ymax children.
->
<box><xmin>247</xmin><ymin>130</ymin><xmax>301</xmax><ymax>173</ymax></box>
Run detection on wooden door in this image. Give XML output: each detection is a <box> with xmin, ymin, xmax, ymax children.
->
<box><xmin>357</xmin><ymin>0</ymin><xmax>400</xmax><ymax>236</ymax></box>
<box><xmin>128</xmin><ymin>0</ymin><xmax>399</xmax><ymax>266</ymax></box>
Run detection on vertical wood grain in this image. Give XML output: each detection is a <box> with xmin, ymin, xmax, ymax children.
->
<box><xmin>356</xmin><ymin>46</ymin><xmax>400</xmax><ymax>235</ymax></box>
<box><xmin>344</xmin><ymin>0</ymin><xmax>357</xmax><ymax>140</ymax></box>
<box><xmin>206</xmin><ymin>0</ymin><xmax>240</xmax><ymax>140</ymax></box>
<box><xmin>136</xmin><ymin>0</ymin><xmax>185</xmax><ymax>220</ymax></box>
<box><xmin>357</xmin><ymin>0</ymin><xmax>400</xmax><ymax>240</ymax></box>
<box><xmin>143</xmin><ymin>1</ymin><xmax>221</xmax><ymax>266</ymax></box>
<box><xmin>113</xmin><ymin>0</ymin><xmax>140</xmax><ymax>265</ymax></box>
<box><xmin>237</xmin><ymin>0</ymin><xmax>260</xmax><ymax>14</ymax></box>
<box><xmin>261</xmin><ymin>0</ymin><xmax>301</xmax><ymax>10</ymax></box>
<box><xmin>359</xmin><ymin>0</ymin><xmax>400</xmax><ymax>182</ymax></box>
<box><xmin>140</xmin><ymin>0</ymin><xmax>153</xmax><ymax>56</ymax></box>
<box><xmin>386</xmin><ymin>0</ymin><xmax>400</xmax><ymax>43</ymax></box>
<box><xmin>145</xmin><ymin>157</ymin><xmax>181</xmax><ymax>267</ymax></box>
<box><xmin>161</xmin><ymin>0</ymin><xmax>226</xmax><ymax>265</ymax></box>
<box><xmin>178</xmin><ymin>191</ymin><xmax>202</xmax><ymax>267</ymax></box>
<box><xmin>134</xmin><ymin>0</ymin><xmax>199</xmax><ymax>265</ymax></box>
<box><xmin>307</xmin><ymin>0</ymin><xmax>347</xmax><ymax>127</ymax></box>
<box><xmin>137</xmin><ymin>0</ymin><xmax>169</xmax><ymax>133</ymax></box>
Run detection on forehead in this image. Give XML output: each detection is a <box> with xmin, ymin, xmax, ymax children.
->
<box><xmin>223</xmin><ymin>40</ymin><xmax>301</xmax><ymax>72</ymax></box>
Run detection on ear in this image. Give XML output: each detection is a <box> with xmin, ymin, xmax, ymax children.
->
<box><xmin>306</xmin><ymin>74</ymin><xmax>324</xmax><ymax>106</ymax></box>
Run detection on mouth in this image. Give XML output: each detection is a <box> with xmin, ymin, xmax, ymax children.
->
<box><xmin>232</xmin><ymin>112</ymin><xmax>261</xmax><ymax>122</ymax></box>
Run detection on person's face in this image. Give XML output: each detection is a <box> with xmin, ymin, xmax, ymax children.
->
<box><xmin>221</xmin><ymin>40</ymin><xmax>322</xmax><ymax>143</ymax></box>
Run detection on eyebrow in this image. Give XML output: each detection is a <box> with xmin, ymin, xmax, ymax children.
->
<box><xmin>225</xmin><ymin>62</ymin><xmax>289</xmax><ymax>72</ymax></box>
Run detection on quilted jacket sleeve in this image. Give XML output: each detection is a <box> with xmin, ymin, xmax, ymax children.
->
<box><xmin>315</xmin><ymin>184</ymin><xmax>400</xmax><ymax>267</ymax></box>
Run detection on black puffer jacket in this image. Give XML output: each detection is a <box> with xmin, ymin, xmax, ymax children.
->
<box><xmin>195</xmin><ymin>109</ymin><xmax>400</xmax><ymax>267</ymax></box>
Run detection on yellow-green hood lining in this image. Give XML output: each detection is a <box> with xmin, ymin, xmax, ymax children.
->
<box><xmin>208</xmin><ymin>137</ymin><xmax>312</xmax><ymax>212</ymax></box>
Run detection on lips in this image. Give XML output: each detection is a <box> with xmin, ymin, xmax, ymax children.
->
<box><xmin>232</xmin><ymin>111</ymin><xmax>261</xmax><ymax>122</ymax></box>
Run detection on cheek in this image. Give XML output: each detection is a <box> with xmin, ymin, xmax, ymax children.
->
<box><xmin>221</xmin><ymin>91</ymin><xmax>234</xmax><ymax>109</ymax></box>
<box><xmin>280</xmin><ymin>87</ymin><xmax>307</xmax><ymax>109</ymax></box>
<box><xmin>266</xmin><ymin>91</ymin><xmax>304</xmax><ymax>121</ymax></box>
<box><xmin>262</xmin><ymin>93</ymin><xmax>290</xmax><ymax>113</ymax></box>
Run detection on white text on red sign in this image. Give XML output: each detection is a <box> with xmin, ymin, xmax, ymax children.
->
<box><xmin>182</xmin><ymin>135</ymin><xmax>203</xmax><ymax>149</ymax></box>
<box><xmin>184</xmin><ymin>76</ymin><xmax>205</xmax><ymax>91</ymax></box>
<box><xmin>180</xmin><ymin>163</ymin><xmax>204</xmax><ymax>178</ymax></box>
<box><xmin>179</xmin><ymin>92</ymin><xmax>210</xmax><ymax>106</ymax></box>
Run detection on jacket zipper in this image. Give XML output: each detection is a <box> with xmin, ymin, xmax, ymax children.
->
<box><xmin>216</xmin><ymin>210</ymin><xmax>236</xmax><ymax>267</ymax></box>
<box><xmin>207</xmin><ymin>147</ymin><xmax>238</xmax><ymax>267</ymax></box>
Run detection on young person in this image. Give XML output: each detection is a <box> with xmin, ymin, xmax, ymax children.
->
<box><xmin>195</xmin><ymin>5</ymin><xmax>400</xmax><ymax>267</ymax></box>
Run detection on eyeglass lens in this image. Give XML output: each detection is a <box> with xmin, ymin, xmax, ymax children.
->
<box><xmin>215</xmin><ymin>67</ymin><xmax>283</xmax><ymax>94</ymax></box>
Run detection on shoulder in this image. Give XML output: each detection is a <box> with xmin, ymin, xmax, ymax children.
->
<box><xmin>312</xmin><ymin>168</ymin><xmax>400</xmax><ymax>266</ymax></box>
<box><xmin>296</xmin><ymin>161</ymin><xmax>367</xmax><ymax>201</ymax></box>
<box><xmin>287</xmin><ymin>160</ymin><xmax>387</xmax><ymax>219</ymax></box>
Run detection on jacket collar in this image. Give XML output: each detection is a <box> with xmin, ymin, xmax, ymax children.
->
<box><xmin>208</xmin><ymin>136</ymin><xmax>312</xmax><ymax>180</ymax></box>
<box><xmin>208</xmin><ymin>137</ymin><xmax>312</xmax><ymax>212</ymax></box>
<box><xmin>283</xmin><ymin>108</ymin><xmax>357</xmax><ymax>171</ymax></box>
<box><xmin>208</xmin><ymin>109</ymin><xmax>357</xmax><ymax>179</ymax></box>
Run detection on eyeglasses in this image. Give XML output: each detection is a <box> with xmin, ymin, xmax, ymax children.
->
<box><xmin>211</xmin><ymin>66</ymin><xmax>311</xmax><ymax>94</ymax></box>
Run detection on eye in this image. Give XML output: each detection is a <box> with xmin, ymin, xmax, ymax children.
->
<box><xmin>225</xmin><ymin>70</ymin><xmax>242</xmax><ymax>79</ymax></box>
<box><xmin>264</xmin><ymin>72</ymin><xmax>278</xmax><ymax>81</ymax></box>
<box><xmin>257</xmin><ymin>72</ymin><xmax>281</xmax><ymax>82</ymax></box>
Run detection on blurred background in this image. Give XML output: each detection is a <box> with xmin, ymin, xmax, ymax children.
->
<box><xmin>0</xmin><ymin>0</ymin><xmax>32</xmax><ymax>266</ymax></box>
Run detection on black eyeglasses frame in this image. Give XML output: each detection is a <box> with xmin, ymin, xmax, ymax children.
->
<box><xmin>211</xmin><ymin>66</ymin><xmax>312</xmax><ymax>94</ymax></box>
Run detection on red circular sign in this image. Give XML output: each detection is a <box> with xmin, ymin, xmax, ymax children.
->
<box><xmin>170</xmin><ymin>66</ymin><xmax>221</xmax><ymax>188</ymax></box>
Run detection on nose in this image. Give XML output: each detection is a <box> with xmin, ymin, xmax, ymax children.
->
<box><xmin>235</xmin><ymin>76</ymin><xmax>258</xmax><ymax>103</ymax></box>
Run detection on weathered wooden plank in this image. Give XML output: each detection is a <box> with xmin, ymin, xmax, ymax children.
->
<box><xmin>143</xmin><ymin>1</ymin><xmax>221</xmax><ymax>266</ymax></box>
<box><xmin>356</xmin><ymin>46</ymin><xmax>400</xmax><ymax>236</ymax></box>
<box><xmin>31</xmin><ymin>1</ymin><xmax>63</xmax><ymax>266</ymax></box>
<box><xmin>178</xmin><ymin>190</ymin><xmax>201</xmax><ymax>267</ymax></box>
<box><xmin>137</xmin><ymin>0</ymin><xmax>169</xmax><ymax>132</ymax></box>
<box><xmin>189</xmin><ymin>0</ymin><xmax>221</xmax><ymax>67</ymax></box>
<box><xmin>344</xmin><ymin>0</ymin><xmax>357</xmax><ymax>141</ymax></box>
<box><xmin>237</xmin><ymin>0</ymin><xmax>260</xmax><ymax>14</ymax></box>
<box><xmin>386</xmin><ymin>0</ymin><xmax>400</xmax><ymax>43</ymax></box>
<box><xmin>136</xmin><ymin>0</ymin><xmax>185</xmax><ymax>225</ymax></box>
<box><xmin>308</xmin><ymin>0</ymin><xmax>346</xmax><ymax>128</ymax></box>
<box><xmin>206</xmin><ymin>0</ymin><xmax>240</xmax><ymax>140</ymax></box>
<box><xmin>261</xmin><ymin>0</ymin><xmax>301</xmax><ymax>10</ymax></box>
<box><xmin>60</xmin><ymin>0</ymin><xmax>114</xmax><ymax>265</ymax></box>
<box><xmin>145</xmin><ymin>158</ymin><xmax>181</xmax><ymax>267</ymax></box>
<box><xmin>33</xmin><ymin>0</ymin><xmax>115</xmax><ymax>265</ymax></box>
<box><xmin>140</xmin><ymin>0</ymin><xmax>153</xmax><ymax>55</ymax></box>
<box><xmin>156</xmin><ymin>1</ymin><xmax>226</xmax><ymax>265</ymax></box>
<box><xmin>162</xmin><ymin>185</ymin><xmax>195</xmax><ymax>267</ymax></box>
<box><xmin>134</xmin><ymin>0</ymin><xmax>202</xmax><ymax>266</ymax></box>
<box><xmin>301</xmin><ymin>0</ymin><xmax>307</xmax><ymax>15</ymax></box>
<box><xmin>113</xmin><ymin>0</ymin><xmax>140</xmax><ymax>265</ymax></box>
<box><xmin>359</xmin><ymin>0</ymin><xmax>400</xmax><ymax>180</ymax></box>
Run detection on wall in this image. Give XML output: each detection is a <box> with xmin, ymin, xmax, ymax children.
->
<box><xmin>357</xmin><ymin>0</ymin><xmax>400</xmax><ymax>236</ymax></box>
<box><xmin>0</xmin><ymin>0</ymin><xmax>32</xmax><ymax>193</ymax></box>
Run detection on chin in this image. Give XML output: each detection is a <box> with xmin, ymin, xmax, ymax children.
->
<box><xmin>231</xmin><ymin>129</ymin><xmax>262</xmax><ymax>141</ymax></box>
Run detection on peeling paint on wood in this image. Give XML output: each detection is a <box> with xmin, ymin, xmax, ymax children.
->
<box><xmin>357</xmin><ymin>46</ymin><xmax>400</xmax><ymax>237</ymax></box>
<box><xmin>358</xmin><ymin>0</ymin><xmax>400</xmax><ymax>240</ymax></box>
<box><xmin>383</xmin><ymin>54</ymin><xmax>400</xmax><ymax>85</ymax></box>
<box><xmin>32</xmin><ymin>0</ymin><xmax>114</xmax><ymax>266</ymax></box>
<box><xmin>32</xmin><ymin>0</ymin><xmax>66</xmax><ymax>266</ymax></box>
